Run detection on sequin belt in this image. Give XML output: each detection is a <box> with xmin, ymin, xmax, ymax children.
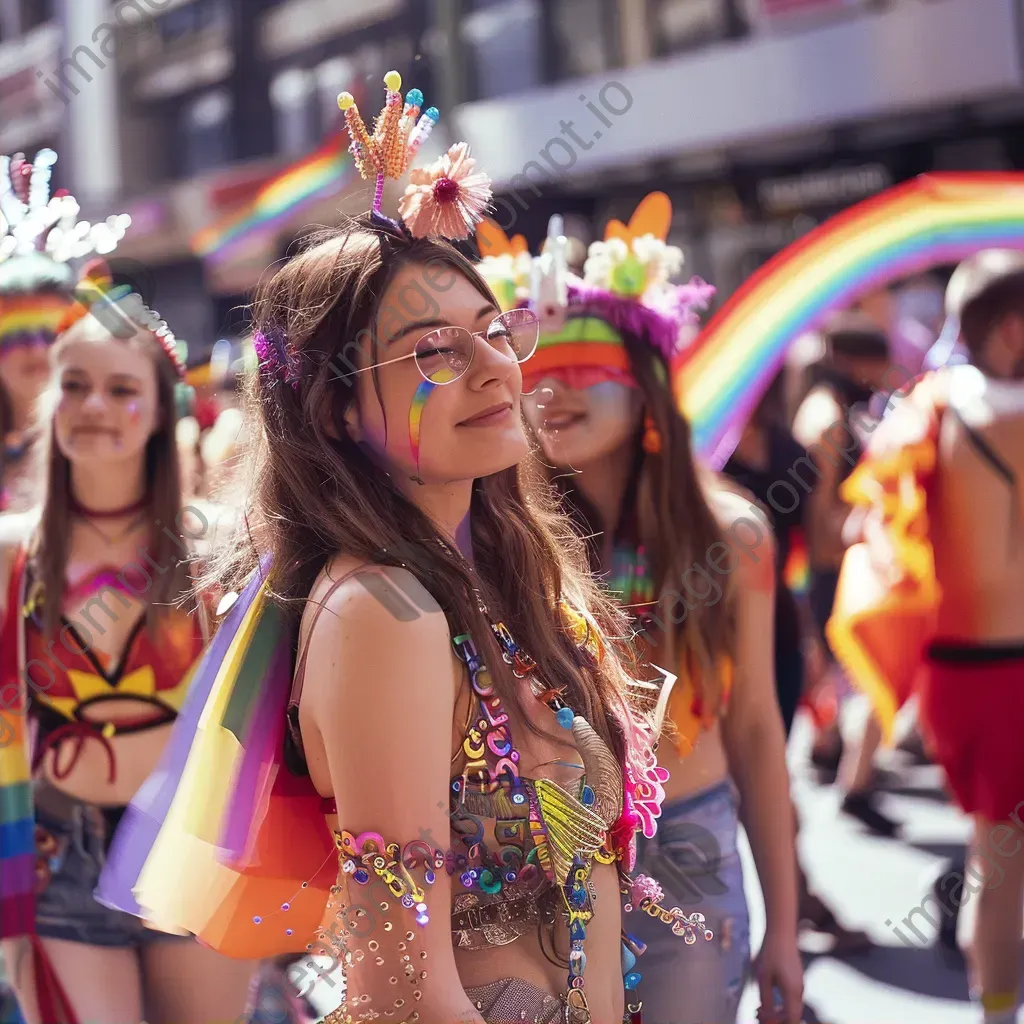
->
<box><xmin>451</xmin><ymin>884</ymin><xmax>558</xmax><ymax>951</ymax></box>
<box><xmin>451</xmin><ymin>894</ymin><xmax>535</xmax><ymax>934</ymax></box>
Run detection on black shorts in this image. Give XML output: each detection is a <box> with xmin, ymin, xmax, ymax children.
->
<box><xmin>33</xmin><ymin>784</ymin><xmax>189</xmax><ymax>949</ymax></box>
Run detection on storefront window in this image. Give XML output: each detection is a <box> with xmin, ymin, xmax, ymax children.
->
<box><xmin>648</xmin><ymin>0</ymin><xmax>744</xmax><ymax>55</ymax></box>
<box><xmin>180</xmin><ymin>89</ymin><xmax>234</xmax><ymax>176</ymax></box>
<box><xmin>270</xmin><ymin>68</ymin><xmax>319</xmax><ymax>156</ymax></box>
<box><xmin>20</xmin><ymin>0</ymin><xmax>55</xmax><ymax>31</ymax></box>
<box><xmin>461</xmin><ymin>0</ymin><xmax>542</xmax><ymax>100</ymax></box>
<box><xmin>547</xmin><ymin>0</ymin><xmax>617</xmax><ymax>80</ymax></box>
<box><xmin>316</xmin><ymin>57</ymin><xmax>357</xmax><ymax>138</ymax></box>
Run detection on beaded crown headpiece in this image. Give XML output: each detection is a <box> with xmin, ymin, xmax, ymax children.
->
<box><xmin>337</xmin><ymin>71</ymin><xmax>493</xmax><ymax>241</ymax></box>
<box><xmin>255</xmin><ymin>71</ymin><xmax>495</xmax><ymax>388</ymax></box>
<box><xmin>1</xmin><ymin>149</ymin><xmax>133</xmax><ymax>355</ymax></box>
<box><xmin>474</xmin><ymin>215</ymin><xmax>568</xmax><ymax>336</ymax></box>
<box><xmin>57</xmin><ymin>266</ymin><xmax>191</xmax><ymax>419</ymax></box>
<box><xmin>474</xmin><ymin>219</ymin><xmax>533</xmax><ymax>313</ymax></box>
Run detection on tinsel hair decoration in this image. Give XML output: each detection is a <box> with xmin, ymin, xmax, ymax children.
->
<box><xmin>0</xmin><ymin>149</ymin><xmax>131</xmax><ymax>266</ymax></box>
<box><xmin>337</xmin><ymin>71</ymin><xmax>492</xmax><ymax>241</ymax></box>
<box><xmin>252</xmin><ymin>327</ymin><xmax>299</xmax><ymax>391</ymax></box>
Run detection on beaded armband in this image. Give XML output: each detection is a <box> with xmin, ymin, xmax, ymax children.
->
<box><xmin>335</xmin><ymin>830</ymin><xmax>445</xmax><ymax>927</ymax></box>
<box><xmin>316</xmin><ymin>830</ymin><xmax>446</xmax><ymax>1023</ymax></box>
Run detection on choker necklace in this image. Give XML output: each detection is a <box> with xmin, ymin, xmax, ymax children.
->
<box><xmin>70</xmin><ymin>494</ymin><xmax>150</xmax><ymax>520</ymax></box>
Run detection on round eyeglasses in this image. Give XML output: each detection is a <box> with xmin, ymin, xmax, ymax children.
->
<box><xmin>338</xmin><ymin>308</ymin><xmax>539</xmax><ymax>385</ymax></box>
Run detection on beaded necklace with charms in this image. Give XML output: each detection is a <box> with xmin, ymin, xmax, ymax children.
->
<box><xmin>474</xmin><ymin>599</ymin><xmax>624</xmax><ymax>1024</ymax></box>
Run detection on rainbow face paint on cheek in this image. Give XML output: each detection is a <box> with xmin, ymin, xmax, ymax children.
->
<box><xmin>408</xmin><ymin>378</ymin><xmax>436</xmax><ymax>484</ymax></box>
<box><xmin>128</xmin><ymin>400</ymin><xmax>140</xmax><ymax>424</ymax></box>
<box><xmin>407</xmin><ymin>366</ymin><xmax>457</xmax><ymax>483</ymax></box>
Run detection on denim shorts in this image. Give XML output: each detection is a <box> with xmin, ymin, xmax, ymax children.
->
<box><xmin>33</xmin><ymin>784</ymin><xmax>187</xmax><ymax>948</ymax></box>
<box><xmin>627</xmin><ymin>779</ymin><xmax>750</xmax><ymax>1024</ymax></box>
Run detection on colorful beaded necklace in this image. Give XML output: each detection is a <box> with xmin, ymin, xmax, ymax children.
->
<box><xmin>450</xmin><ymin>602</ymin><xmax>618</xmax><ymax>1024</ymax></box>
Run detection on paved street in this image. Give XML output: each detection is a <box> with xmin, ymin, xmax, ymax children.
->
<box><xmin>738</xmin><ymin>706</ymin><xmax>982</xmax><ymax>1024</ymax></box>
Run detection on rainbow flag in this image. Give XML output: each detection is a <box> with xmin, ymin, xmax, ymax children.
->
<box><xmin>674</xmin><ymin>173</ymin><xmax>1024</xmax><ymax>467</ymax></box>
<box><xmin>191</xmin><ymin>138</ymin><xmax>356</xmax><ymax>264</ymax></box>
<box><xmin>0</xmin><ymin>552</ymin><xmax>34</xmax><ymax>940</ymax></box>
<box><xmin>97</xmin><ymin>558</ymin><xmax>337</xmax><ymax>958</ymax></box>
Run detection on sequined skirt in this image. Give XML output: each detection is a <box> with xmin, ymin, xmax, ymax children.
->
<box><xmin>464</xmin><ymin>978</ymin><xmax>566</xmax><ymax>1024</ymax></box>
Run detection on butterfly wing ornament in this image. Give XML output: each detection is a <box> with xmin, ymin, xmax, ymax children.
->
<box><xmin>533</xmin><ymin>778</ymin><xmax>607</xmax><ymax>884</ymax></box>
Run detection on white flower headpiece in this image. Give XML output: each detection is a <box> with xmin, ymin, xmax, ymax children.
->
<box><xmin>0</xmin><ymin>149</ymin><xmax>131</xmax><ymax>266</ymax></box>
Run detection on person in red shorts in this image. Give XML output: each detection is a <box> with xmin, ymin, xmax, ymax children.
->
<box><xmin>829</xmin><ymin>250</ymin><xmax>1024</xmax><ymax>1024</ymax></box>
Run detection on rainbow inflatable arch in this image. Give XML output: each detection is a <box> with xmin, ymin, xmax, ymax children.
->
<box><xmin>673</xmin><ymin>172</ymin><xmax>1024</xmax><ymax>465</ymax></box>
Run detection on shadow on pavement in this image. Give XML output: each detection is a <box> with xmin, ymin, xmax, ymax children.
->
<box><xmin>837</xmin><ymin>944</ymin><xmax>971</xmax><ymax>1002</ymax></box>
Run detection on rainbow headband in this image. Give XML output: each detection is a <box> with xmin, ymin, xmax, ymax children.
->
<box><xmin>0</xmin><ymin>293</ymin><xmax>70</xmax><ymax>352</ymax></box>
<box><xmin>674</xmin><ymin>172</ymin><xmax>1024</xmax><ymax>468</ymax></box>
<box><xmin>527</xmin><ymin>315</ymin><xmax>630</xmax><ymax>379</ymax></box>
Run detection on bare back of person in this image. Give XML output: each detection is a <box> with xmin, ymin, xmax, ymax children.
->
<box><xmin>932</xmin><ymin>370</ymin><xmax>1024</xmax><ymax>642</ymax></box>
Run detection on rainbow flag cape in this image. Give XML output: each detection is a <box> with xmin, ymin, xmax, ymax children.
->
<box><xmin>0</xmin><ymin>553</ymin><xmax>35</xmax><ymax>939</ymax></box>
<box><xmin>96</xmin><ymin>558</ymin><xmax>336</xmax><ymax>958</ymax></box>
<box><xmin>674</xmin><ymin>172</ymin><xmax>1024</xmax><ymax>467</ymax></box>
<box><xmin>826</xmin><ymin>371</ymin><xmax>948</xmax><ymax>742</ymax></box>
<box><xmin>191</xmin><ymin>137</ymin><xmax>356</xmax><ymax>265</ymax></box>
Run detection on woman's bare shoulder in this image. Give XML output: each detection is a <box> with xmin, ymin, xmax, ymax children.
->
<box><xmin>706</xmin><ymin>486</ymin><xmax>776</xmax><ymax>589</ymax></box>
<box><xmin>299</xmin><ymin>555</ymin><xmax>450</xmax><ymax>698</ymax></box>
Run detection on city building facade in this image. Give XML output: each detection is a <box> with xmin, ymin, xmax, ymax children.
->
<box><xmin>0</xmin><ymin>0</ymin><xmax>1021</xmax><ymax>355</ymax></box>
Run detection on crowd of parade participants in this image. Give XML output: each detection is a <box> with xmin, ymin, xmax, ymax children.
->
<box><xmin>1</xmin><ymin>84</ymin><xmax>1023</xmax><ymax>1024</ymax></box>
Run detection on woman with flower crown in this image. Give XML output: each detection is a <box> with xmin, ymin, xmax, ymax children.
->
<box><xmin>0</xmin><ymin>273</ymin><xmax>254</xmax><ymax>1023</ymax></box>
<box><xmin>93</xmin><ymin>75</ymin><xmax>707</xmax><ymax>1024</ymax></box>
<box><xmin>512</xmin><ymin>198</ymin><xmax>804</xmax><ymax>1023</ymax></box>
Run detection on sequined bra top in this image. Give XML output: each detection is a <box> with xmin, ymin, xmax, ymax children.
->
<box><xmin>1</xmin><ymin>549</ymin><xmax>204</xmax><ymax>782</ymax></box>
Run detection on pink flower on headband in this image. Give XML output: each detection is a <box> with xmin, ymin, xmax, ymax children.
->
<box><xmin>398</xmin><ymin>142</ymin><xmax>492</xmax><ymax>241</ymax></box>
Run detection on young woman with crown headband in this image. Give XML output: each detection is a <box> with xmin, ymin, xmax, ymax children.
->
<box><xmin>91</xmin><ymin>76</ymin><xmax>711</xmax><ymax>1024</ymax></box>
<box><xmin>518</xmin><ymin>196</ymin><xmax>804</xmax><ymax>1024</ymax></box>
<box><xmin>0</xmin><ymin>276</ymin><xmax>254</xmax><ymax>1023</ymax></box>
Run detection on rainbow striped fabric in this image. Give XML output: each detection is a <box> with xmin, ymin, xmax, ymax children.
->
<box><xmin>0</xmin><ymin>294</ymin><xmax>70</xmax><ymax>351</ymax></box>
<box><xmin>674</xmin><ymin>173</ymin><xmax>1024</xmax><ymax>467</ymax></box>
<box><xmin>191</xmin><ymin>137</ymin><xmax>356</xmax><ymax>265</ymax></box>
<box><xmin>0</xmin><ymin>553</ymin><xmax>34</xmax><ymax>938</ymax></box>
<box><xmin>96</xmin><ymin>558</ymin><xmax>336</xmax><ymax>958</ymax></box>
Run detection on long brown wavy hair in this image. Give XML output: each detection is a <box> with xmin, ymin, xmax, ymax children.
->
<box><xmin>30</xmin><ymin>318</ymin><xmax>190</xmax><ymax>638</ymax></box>
<box><xmin>548</xmin><ymin>321</ymin><xmax>738</xmax><ymax>713</ymax></box>
<box><xmin>207</xmin><ymin>215</ymin><xmax>640</xmax><ymax>757</ymax></box>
